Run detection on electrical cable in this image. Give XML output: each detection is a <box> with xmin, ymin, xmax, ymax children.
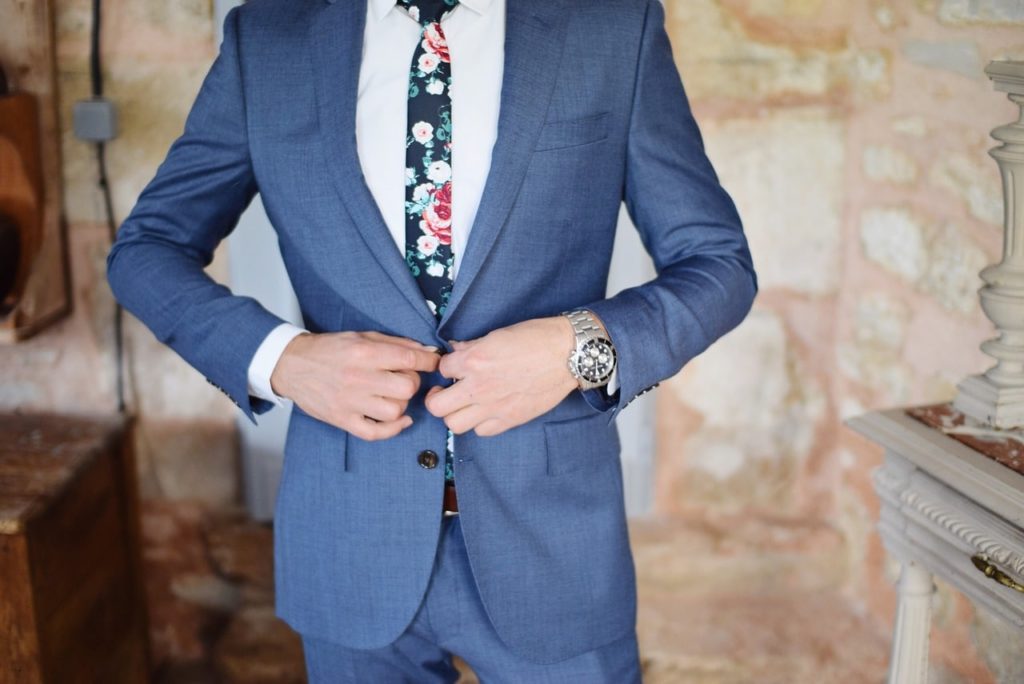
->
<box><xmin>90</xmin><ymin>0</ymin><xmax>127</xmax><ymax>414</ymax></box>
<box><xmin>90</xmin><ymin>0</ymin><xmax>103</xmax><ymax>97</ymax></box>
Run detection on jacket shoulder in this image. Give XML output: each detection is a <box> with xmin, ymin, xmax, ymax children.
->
<box><xmin>562</xmin><ymin>0</ymin><xmax>650</xmax><ymax>19</ymax></box>
<box><xmin>233</xmin><ymin>0</ymin><xmax>321</xmax><ymax>37</ymax></box>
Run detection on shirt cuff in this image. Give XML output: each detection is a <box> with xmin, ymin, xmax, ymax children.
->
<box><xmin>247</xmin><ymin>322</ymin><xmax>308</xmax><ymax>407</ymax></box>
<box><xmin>607</xmin><ymin>365</ymin><xmax>619</xmax><ymax>394</ymax></box>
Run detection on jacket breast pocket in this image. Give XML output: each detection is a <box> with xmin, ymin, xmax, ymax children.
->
<box><xmin>534</xmin><ymin>111</ymin><xmax>610</xmax><ymax>152</ymax></box>
<box><xmin>544</xmin><ymin>410</ymin><xmax>620</xmax><ymax>476</ymax></box>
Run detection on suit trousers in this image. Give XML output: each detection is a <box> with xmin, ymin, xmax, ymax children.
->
<box><xmin>301</xmin><ymin>514</ymin><xmax>643</xmax><ymax>683</ymax></box>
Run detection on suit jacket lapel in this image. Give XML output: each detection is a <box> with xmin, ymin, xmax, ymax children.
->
<box><xmin>438</xmin><ymin>0</ymin><xmax>569</xmax><ymax>331</ymax></box>
<box><xmin>309</xmin><ymin>0</ymin><xmax>569</xmax><ymax>333</ymax></box>
<box><xmin>310</xmin><ymin>0</ymin><xmax>439</xmax><ymax>331</ymax></box>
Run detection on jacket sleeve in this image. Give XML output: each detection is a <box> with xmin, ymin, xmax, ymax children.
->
<box><xmin>584</xmin><ymin>0</ymin><xmax>759</xmax><ymax>424</ymax></box>
<box><xmin>105</xmin><ymin>5</ymin><xmax>288</xmax><ymax>425</ymax></box>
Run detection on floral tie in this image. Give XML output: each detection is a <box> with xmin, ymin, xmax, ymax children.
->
<box><xmin>398</xmin><ymin>0</ymin><xmax>459</xmax><ymax>483</ymax></box>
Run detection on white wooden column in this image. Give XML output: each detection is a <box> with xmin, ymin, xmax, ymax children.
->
<box><xmin>955</xmin><ymin>61</ymin><xmax>1024</xmax><ymax>428</ymax></box>
<box><xmin>888</xmin><ymin>561</ymin><xmax>934</xmax><ymax>684</ymax></box>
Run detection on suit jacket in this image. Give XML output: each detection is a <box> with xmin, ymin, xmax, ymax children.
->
<box><xmin>106</xmin><ymin>0</ymin><xmax>758</xmax><ymax>665</ymax></box>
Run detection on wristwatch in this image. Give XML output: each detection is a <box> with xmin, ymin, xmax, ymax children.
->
<box><xmin>562</xmin><ymin>309</ymin><xmax>617</xmax><ymax>391</ymax></box>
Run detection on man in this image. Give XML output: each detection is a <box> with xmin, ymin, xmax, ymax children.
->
<box><xmin>106</xmin><ymin>0</ymin><xmax>758</xmax><ymax>679</ymax></box>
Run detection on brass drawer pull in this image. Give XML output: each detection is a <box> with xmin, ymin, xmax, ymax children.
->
<box><xmin>971</xmin><ymin>554</ymin><xmax>1024</xmax><ymax>594</ymax></box>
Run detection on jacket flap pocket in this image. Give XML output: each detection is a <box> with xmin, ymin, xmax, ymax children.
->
<box><xmin>543</xmin><ymin>410</ymin><xmax>619</xmax><ymax>476</ymax></box>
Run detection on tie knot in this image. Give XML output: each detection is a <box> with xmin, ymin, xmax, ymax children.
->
<box><xmin>397</xmin><ymin>0</ymin><xmax>459</xmax><ymax>25</ymax></box>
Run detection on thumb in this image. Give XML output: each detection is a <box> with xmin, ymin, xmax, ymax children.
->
<box><xmin>425</xmin><ymin>385</ymin><xmax>444</xmax><ymax>397</ymax></box>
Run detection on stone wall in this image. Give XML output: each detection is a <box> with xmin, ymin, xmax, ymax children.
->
<box><xmin>2</xmin><ymin>0</ymin><xmax>1023</xmax><ymax>680</ymax></box>
<box><xmin>660</xmin><ymin>0</ymin><xmax>1024</xmax><ymax>681</ymax></box>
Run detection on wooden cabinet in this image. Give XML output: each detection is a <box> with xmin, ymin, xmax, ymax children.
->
<box><xmin>0</xmin><ymin>413</ymin><xmax>150</xmax><ymax>684</ymax></box>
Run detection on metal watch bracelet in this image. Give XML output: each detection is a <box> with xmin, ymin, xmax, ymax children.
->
<box><xmin>562</xmin><ymin>309</ymin><xmax>616</xmax><ymax>391</ymax></box>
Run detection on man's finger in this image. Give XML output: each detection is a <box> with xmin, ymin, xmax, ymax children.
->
<box><xmin>474</xmin><ymin>417</ymin><xmax>508</xmax><ymax>437</ymax></box>
<box><xmin>442</xmin><ymin>404</ymin><xmax>489</xmax><ymax>435</ymax></box>
<box><xmin>362</xmin><ymin>396</ymin><xmax>407</xmax><ymax>423</ymax></box>
<box><xmin>438</xmin><ymin>349</ymin><xmax>469</xmax><ymax>380</ymax></box>
<box><xmin>424</xmin><ymin>379</ymin><xmax>475</xmax><ymax>418</ymax></box>
<box><xmin>394</xmin><ymin>369</ymin><xmax>422</xmax><ymax>383</ymax></box>
<box><xmin>363</xmin><ymin>330</ymin><xmax>439</xmax><ymax>352</ymax></box>
<box><xmin>376</xmin><ymin>342</ymin><xmax>441</xmax><ymax>373</ymax></box>
<box><xmin>375</xmin><ymin>369</ymin><xmax>421</xmax><ymax>400</ymax></box>
<box><xmin>350</xmin><ymin>414</ymin><xmax>413</xmax><ymax>441</ymax></box>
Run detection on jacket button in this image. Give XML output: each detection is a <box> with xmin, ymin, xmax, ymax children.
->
<box><xmin>417</xmin><ymin>449</ymin><xmax>439</xmax><ymax>469</ymax></box>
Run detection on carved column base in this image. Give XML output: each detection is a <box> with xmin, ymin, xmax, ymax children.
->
<box><xmin>889</xmin><ymin>561</ymin><xmax>934</xmax><ymax>684</ymax></box>
<box><xmin>954</xmin><ymin>374</ymin><xmax>1024</xmax><ymax>429</ymax></box>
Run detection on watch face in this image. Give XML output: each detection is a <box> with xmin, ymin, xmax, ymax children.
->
<box><xmin>574</xmin><ymin>338</ymin><xmax>616</xmax><ymax>383</ymax></box>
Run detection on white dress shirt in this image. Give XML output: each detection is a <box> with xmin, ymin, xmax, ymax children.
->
<box><xmin>246</xmin><ymin>0</ymin><xmax>616</xmax><ymax>407</ymax></box>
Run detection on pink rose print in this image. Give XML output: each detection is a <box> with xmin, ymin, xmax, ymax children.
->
<box><xmin>422</xmin><ymin>23</ymin><xmax>451</xmax><ymax>63</ymax></box>
<box><xmin>433</xmin><ymin>181</ymin><xmax>452</xmax><ymax>220</ymax></box>
<box><xmin>418</xmin><ymin>53</ymin><xmax>440</xmax><ymax>74</ymax></box>
<box><xmin>421</xmin><ymin>181</ymin><xmax>453</xmax><ymax>245</ymax></box>
<box><xmin>417</xmin><ymin>234</ymin><xmax>440</xmax><ymax>256</ymax></box>
<box><xmin>412</xmin><ymin>121</ymin><xmax>434</xmax><ymax>145</ymax></box>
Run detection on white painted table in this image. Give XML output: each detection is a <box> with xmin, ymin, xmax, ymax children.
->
<box><xmin>845</xmin><ymin>406</ymin><xmax>1024</xmax><ymax>684</ymax></box>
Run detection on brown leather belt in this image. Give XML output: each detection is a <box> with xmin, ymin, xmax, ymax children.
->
<box><xmin>443</xmin><ymin>482</ymin><xmax>459</xmax><ymax>516</ymax></box>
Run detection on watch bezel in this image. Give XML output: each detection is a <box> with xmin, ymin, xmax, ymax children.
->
<box><xmin>569</xmin><ymin>336</ymin><xmax>617</xmax><ymax>387</ymax></box>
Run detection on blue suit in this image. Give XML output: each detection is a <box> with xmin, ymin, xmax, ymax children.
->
<box><xmin>106</xmin><ymin>0</ymin><xmax>758</xmax><ymax>667</ymax></box>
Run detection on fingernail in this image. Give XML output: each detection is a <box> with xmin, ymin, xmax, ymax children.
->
<box><xmin>423</xmin><ymin>345</ymin><xmax>439</xmax><ymax>352</ymax></box>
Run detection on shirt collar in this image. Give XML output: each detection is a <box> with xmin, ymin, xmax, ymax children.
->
<box><xmin>371</xmin><ymin>0</ymin><xmax>492</xmax><ymax>22</ymax></box>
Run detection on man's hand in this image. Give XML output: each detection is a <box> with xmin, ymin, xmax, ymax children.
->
<box><xmin>270</xmin><ymin>331</ymin><xmax>441</xmax><ymax>441</ymax></box>
<box><xmin>424</xmin><ymin>316</ymin><xmax>579</xmax><ymax>437</ymax></box>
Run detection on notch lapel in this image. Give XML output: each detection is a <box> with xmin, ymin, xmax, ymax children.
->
<box><xmin>309</xmin><ymin>0</ymin><xmax>570</xmax><ymax>334</ymax></box>
<box><xmin>437</xmin><ymin>0</ymin><xmax>570</xmax><ymax>332</ymax></box>
<box><xmin>309</xmin><ymin>0</ymin><xmax>438</xmax><ymax>331</ymax></box>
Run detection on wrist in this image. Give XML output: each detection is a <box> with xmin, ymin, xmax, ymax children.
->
<box><xmin>553</xmin><ymin>315</ymin><xmax>578</xmax><ymax>390</ymax></box>
<box><xmin>270</xmin><ymin>331</ymin><xmax>313</xmax><ymax>399</ymax></box>
<box><xmin>553</xmin><ymin>314</ymin><xmax>575</xmax><ymax>354</ymax></box>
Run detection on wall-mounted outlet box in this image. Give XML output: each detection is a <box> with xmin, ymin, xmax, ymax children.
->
<box><xmin>73</xmin><ymin>97</ymin><xmax>118</xmax><ymax>142</ymax></box>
